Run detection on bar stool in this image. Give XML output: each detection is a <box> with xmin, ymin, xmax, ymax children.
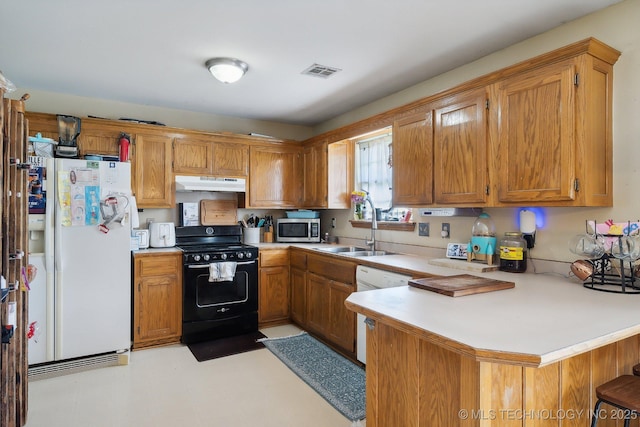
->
<box><xmin>591</xmin><ymin>375</ymin><xmax>640</xmax><ymax>427</ymax></box>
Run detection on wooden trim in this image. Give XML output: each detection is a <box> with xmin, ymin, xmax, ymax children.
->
<box><xmin>349</xmin><ymin>220</ymin><xmax>416</xmax><ymax>232</ymax></box>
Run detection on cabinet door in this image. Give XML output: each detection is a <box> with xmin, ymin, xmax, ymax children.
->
<box><xmin>392</xmin><ymin>111</ymin><xmax>433</xmax><ymax>206</ymax></box>
<box><xmin>306</xmin><ymin>272</ymin><xmax>329</xmax><ymax>336</ymax></box>
<box><xmin>78</xmin><ymin>123</ymin><xmax>123</xmax><ymax>158</ymax></box>
<box><xmin>133</xmin><ymin>253</ymin><xmax>182</xmax><ymax>347</ymax></box>
<box><xmin>303</xmin><ymin>142</ymin><xmax>328</xmax><ymax>208</ymax></box>
<box><xmin>327</xmin><ymin>140</ymin><xmax>353</xmax><ymax>209</ymax></box>
<box><xmin>259</xmin><ymin>265</ymin><xmax>290</xmax><ymax>324</ymax></box>
<box><xmin>433</xmin><ymin>90</ymin><xmax>488</xmax><ymax>204</ymax></box>
<box><xmin>494</xmin><ymin>60</ymin><xmax>576</xmax><ymax>203</ymax></box>
<box><xmin>290</xmin><ymin>267</ymin><xmax>307</xmax><ymax>327</ymax></box>
<box><xmin>173</xmin><ymin>137</ymin><xmax>214</xmax><ymax>175</ymax></box>
<box><xmin>249</xmin><ymin>145</ymin><xmax>303</xmax><ymax>208</ymax></box>
<box><xmin>135</xmin><ymin>274</ymin><xmax>181</xmax><ymax>343</ymax></box>
<box><xmin>133</xmin><ymin>133</ymin><xmax>174</xmax><ymax>208</ymax></box>
<box><xmin>213</xmin><ymin>142</ymin><xmax>249</xmax><ymax>177</ymax></box>
<box><xmin>328</xmin><ymin>280</ymin><xmax>356</xmax><ymax>353</ymax></box>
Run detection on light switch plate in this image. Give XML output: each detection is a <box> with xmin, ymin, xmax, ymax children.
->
<box><xmin>418</xmin><ymin>222</ymin><xmax>429</xmax><ymax>236</ymax></box>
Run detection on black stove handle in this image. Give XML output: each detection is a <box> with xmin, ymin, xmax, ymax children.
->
<box><xmin>187</xmin><ymin>260</ymin><xmax>257</xmax><ymax>269</ymax></box>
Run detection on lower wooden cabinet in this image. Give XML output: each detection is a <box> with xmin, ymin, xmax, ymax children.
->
<box><xmin>259</xmin><ymin>249</ymin><xmax>290</xmax><ymax>326</ymax></box>
<box><xmin>289</xmin><ymin>250</ymin><xmax>307</xmax><ymax>326</ymax></box>
<box><xmin>305</xmin><ymin>253</ymin><xmax>357</xmax><ymax>354</ymax></box>
<box><xmin>132</xmin><ymin>251</ymin><xmax>182</xmax><ymax>349</ymax></box>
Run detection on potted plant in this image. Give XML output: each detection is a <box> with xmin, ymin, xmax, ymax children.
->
<box><xmin>351</xmin><ymin>191</ymin><xmax>366</xmax><ymax>220</ymax></box>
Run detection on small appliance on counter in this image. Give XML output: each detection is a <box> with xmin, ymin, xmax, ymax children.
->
<box><xmin>149</xmin><ymin>222</ymin><xmax>176</xmax><ymax>247</ymax></box>
<box><xmin>276</xmin><ymin>217</ymin><xmax>320</xmax><ymax>243</ymax></box>
<box><xmin>132</xmin><ymin>229</ymin><xmax>150</xmax><ymax>249</ymax></box>
<box><xmin>467</xmin><ymin>213</ymin><xmax>497</xmax><ymax>265</ymax></box>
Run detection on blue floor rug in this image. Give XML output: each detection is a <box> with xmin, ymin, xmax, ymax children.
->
<box><xmin>260</xmin><ymin>332</ymin><xmax>365</xmax><ymax>422</ymax></box>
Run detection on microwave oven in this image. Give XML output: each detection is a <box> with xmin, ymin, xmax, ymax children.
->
<box><xmin>276</xmin><ymin>218</ymin><xmax>321</xmax><ymax>243</ymax></box>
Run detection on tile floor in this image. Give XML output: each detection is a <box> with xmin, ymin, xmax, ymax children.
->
<box><xmin>25</xmin><ymin>325</ymin><xmax>358</xmax><ymax>427</ymax></box>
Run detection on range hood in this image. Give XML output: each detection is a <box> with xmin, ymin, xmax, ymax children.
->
<box><xmin>175</xmin><ymin>175</ymin><xmax>246</xmax><ymax>192</ymax></box>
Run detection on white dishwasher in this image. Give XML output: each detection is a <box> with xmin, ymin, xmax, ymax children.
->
<box><xmin>356</xmin><ymin>265</ymin><xmax>412</xmax><ymax>364</ymax></box>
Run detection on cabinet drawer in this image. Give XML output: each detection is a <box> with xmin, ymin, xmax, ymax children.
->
<box><xmin>135</xmin><ymin>253</ymin><xmax>181</xmax><ymax>277</ymax></box>
<box><xmin>307</xmin><ymin>254</ymin><xmax>355</xmax><ymax>284</ymax></box>
<box><xmin>290</xmin><ymin>250</ymin><xmax>307</xmax><ymax>269</ymax></box>
<box><xmin>260</xmin><ymin>249</ymin><xmax>289</xmax><ymax>267</ymax></box>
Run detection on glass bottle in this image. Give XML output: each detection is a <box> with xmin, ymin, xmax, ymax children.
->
<box><xmin>499</xmin><ymin>232</ymin><xmax>528</xmax><ymax>273</ymax></box>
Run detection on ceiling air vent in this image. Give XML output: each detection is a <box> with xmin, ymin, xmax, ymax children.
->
<box><xmin>301</xmin><ymin>63</ymin><xmax>342</xmax><ymax>79</ymax></box>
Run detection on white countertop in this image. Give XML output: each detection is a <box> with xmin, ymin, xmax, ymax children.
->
<box><xmin>256</xmin><ymin>242</ymin><xmax>640</xmax><ymax>366</ymax></box>
<box><xmin>346</xmin><ymin>269</ymin><xmax>640</xmax><ymax>366</ymax></box>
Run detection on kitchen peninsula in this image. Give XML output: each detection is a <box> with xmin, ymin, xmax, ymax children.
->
<box><xmin>345</xmin><ymin>270</ymin><xmax>640</xmax><ymax>427</ymax></box>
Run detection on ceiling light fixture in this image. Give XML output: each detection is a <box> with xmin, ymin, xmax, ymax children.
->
<box><xmin>205</xmin><ymin>58</ymin><xmax>249</xmax><ymax>84</ymax></box>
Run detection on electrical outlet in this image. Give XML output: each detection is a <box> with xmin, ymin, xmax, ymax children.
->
<box><xmin>441</xmin><ymin>223</ymin><xmax>450</xmax><ymax>239</ymax></box>
<box><xmin>331</xmin><ymin>218</ymin><xmax>336</xmax><ymax>228</ymax></box>
<box><xmin>418</xmin><ymin>222</ymin><xmax>429</xmax><ymax>237</ymax></box>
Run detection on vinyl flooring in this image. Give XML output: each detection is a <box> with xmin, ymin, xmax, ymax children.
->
<box><xmin>24</xmin><ymin>324</ymin><xmax>356</xmax><ymax>427</ymax></box>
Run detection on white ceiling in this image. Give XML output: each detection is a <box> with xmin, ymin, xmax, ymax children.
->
<box><xmin>0</xmin><ymin>0</ymin><xmax>622</xmax><ymax>127</ymax></box>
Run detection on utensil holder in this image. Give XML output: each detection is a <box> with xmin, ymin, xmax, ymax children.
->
<box><xmin>243</xmin><ymin>228</ymin><xmax>261</xmax><ymax>244</ymax></box>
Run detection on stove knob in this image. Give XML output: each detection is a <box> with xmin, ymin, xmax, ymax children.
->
<box><xmin>203</xmin><ymin>254</ymin><xmax>210</xmax><ymax>261</ymax></box>
<box><xmin>221</xmin><ymin>253</ymin><xmax>228</xmax><ymax>260</ymax></box>
<box><xmin>237</xmin><ymin>252</ymin><xmax>244</xmax><ymax>259</ymax></box>
<box><xmin>245</xmin><ymin>251</ymin><xmax>253</xmax><ymax>259</ymax></box>
<box><xmin>193</xmin><ymin>254</ymin><xmax>201</xmax><ymax>262</ymax></box>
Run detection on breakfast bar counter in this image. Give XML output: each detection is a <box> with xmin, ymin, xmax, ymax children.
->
<box><xmin>345</xmin><ymin>271</ymin><xmax>640</xmax><ymax>427</ymax></box>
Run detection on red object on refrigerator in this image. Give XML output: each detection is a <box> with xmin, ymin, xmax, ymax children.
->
<box><xmin>118</xmin><ymin>133</ymin><xmax>130</xmax><ymax>162</ymax></box>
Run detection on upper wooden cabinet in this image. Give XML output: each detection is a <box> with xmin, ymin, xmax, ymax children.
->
<box><xmin>249</xmin><ymin>144</ymin><xmax>303</xmax><ymax>208</ymax></box>
<box><xmin>303</xmin><ymin>139</ymin><xmax>353</xmax><ymax>209</ymax></box>
<box><xmin>492</xmin><ymin>61</ymin><xmax>576</xmax><ymax>204</ymax></box>
<box><xmin>214</xmin><ymin>141</ymin><xmax>249</xmax><ymax>177</ymax></box>
<box><xmin>392</xmin><ymin>111</ymin><xmax>433</xmax><ymax>206</ymax></box>
<box><xmin>173</xmin><ymin>137</ymin><xmax>248</xmax><ymax>177</ymax></box>
<box><xmin>327</xmin><ymin>140</ymin><xmax>353</xmax><ymax>209</ymax></box>
<box><xmin>433</xmin><ymin>89</ymin><xmax>488</xmax><ymax>205</ymax></box>
<box><xmin>172</xmin><ymin>136</ymin><xmax>214</xmax><ymax>175</ymax></box>
<box><xmin>78</xmin><ymin>124</ymin><xmax>122</xmax><ymax>157</ymax></box>
<box><xmin>132</xmin><ymin>133</ymin><xmax>174</xmax><ymax>208</ymax></box>
<box><xmin>490</xmin><ymin>53</ymin><xmax>615</xmax><ymax>206</ymax></box>
<box><xmin>347</xmin><ymin>38</ymin><xmax>619</xmax><ymax>208</ymax></box>
<box><xmin>303</xmin><ymin>141</ymin><xmax>328</xmax><ymax>208</ymax></box>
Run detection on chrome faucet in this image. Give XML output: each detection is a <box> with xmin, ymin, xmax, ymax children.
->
<box><xmin>362</xmin><ymin>190</ymin><xmax>377</xmax><ymax>251</ymax></box>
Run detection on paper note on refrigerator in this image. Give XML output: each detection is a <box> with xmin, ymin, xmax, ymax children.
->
<box><xmin>58</xmin><ymin>171</ymin><xmax>72</xmax><ymax>226</ymax></box>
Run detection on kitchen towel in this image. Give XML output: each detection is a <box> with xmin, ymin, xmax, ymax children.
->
<box><xmin>208</xmin><ymin>262</ymin><xmax>237</xmax><ymax>282</ymax></box>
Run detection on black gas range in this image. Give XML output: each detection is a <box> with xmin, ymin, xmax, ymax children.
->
<box><xmin>176</xmin><ymin>225</ymin><xmax>258</xmax><ymax>263</ymax></box>
<box><xmin>176</xmin><ymin>225</ymin><xmax>259</xmax><ymax>344</ymax></box>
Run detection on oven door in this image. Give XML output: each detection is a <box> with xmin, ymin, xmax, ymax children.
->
<box><xmin>183</xmin><ymin>259</ymin><xmax>258</xmax><ymax>323</ymax></box>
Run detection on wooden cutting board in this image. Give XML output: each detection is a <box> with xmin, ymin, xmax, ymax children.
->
<box><xmin>427</xmin><ymin>258</ymin><xmax>499</xmax><ymax>272</ymax></box>
<box><xmin>200</xmin><ymin>199</ymin><xmax>237</xmax><ymax>225</ymax></box>
<box><xmin>408</xmin><ymin>274</ymin><xmax>515</xmax><ymax>297</ymax></box>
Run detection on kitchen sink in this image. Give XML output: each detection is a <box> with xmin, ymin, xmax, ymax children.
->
<box><xmin>340</xmin><ymin>250</ymin><xmax>396</xmax><ymax>257</ymax></box>
<box><xmin>313</xmin><ymin>246</ymin><xmax>368</xmax><ymax>253</ymax></box>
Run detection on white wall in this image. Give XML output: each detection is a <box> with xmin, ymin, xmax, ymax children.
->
<box><xmin>12</xmin><ymin>89</ymin><xmax>314</xmax><ymax>142</ymax></box>
<box><xmin>321</xmin><ymin>0</ymin><xmax>640</xmax><ymax>264</ymax></box>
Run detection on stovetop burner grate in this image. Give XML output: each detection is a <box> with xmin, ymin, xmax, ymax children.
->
<box><xmin>177</xmin><ymin>243</ymin><xmax>256</xmax><ymax>254</ymax></box>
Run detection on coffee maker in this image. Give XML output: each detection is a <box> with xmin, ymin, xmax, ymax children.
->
<box><xmin>55</xmin><ymin>115</ymin><xmax>81</xmax><ymax>158</ymax></box>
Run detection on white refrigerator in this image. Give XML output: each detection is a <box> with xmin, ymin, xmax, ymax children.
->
<box><xmin>28</xmin><ymin>158</ymin><xmax>132</xmax><ymax>365</ymax></box>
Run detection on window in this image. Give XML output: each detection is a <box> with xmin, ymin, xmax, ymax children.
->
<box><xmin>353</xmin><ymin>128</ymin><xmax>410</xmax><ymax>221</ymax></box>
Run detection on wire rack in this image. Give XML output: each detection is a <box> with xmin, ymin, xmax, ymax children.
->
<box><xmin>579</xmin><ymin>220</ymin><xmax>640</xmax><ymax>294</ymax></box>
<box><xmin>583</xmin><ymin>254</ymin><xmax>640</xmax><ymax>294</ymax></box>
